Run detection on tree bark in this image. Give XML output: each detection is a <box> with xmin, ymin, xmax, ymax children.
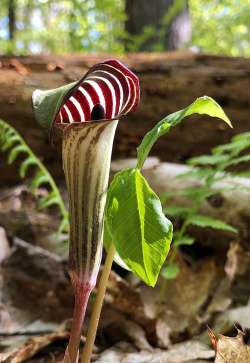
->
<box><xmin>0</xmin><ymin>53</ymin><xmax>249</xmax><ymax>184</ymax></box>
<box><xmin>125</xmin><ymin>0</ymin><xmax>191</xmax><ymax>51</ymax></box>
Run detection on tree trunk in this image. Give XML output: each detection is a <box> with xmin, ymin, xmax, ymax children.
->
<box><xmin>8</xmin><ymin>0</ymin><xmax>16</xmax><ymax>41</ymax></box>
<box><xmin>125</xmin><ymin>0</ymin><xmax>191</xmax><ymax>51</ymax></box>
<box><xmin>0</xmin><ymin>53</ymin><xmax>249</xmax><ymax>184</ymax></box>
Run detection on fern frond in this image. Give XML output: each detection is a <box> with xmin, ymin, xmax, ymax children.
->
<box><xmin>2</xmin><ymin>134</ymin><xmax>20</xmax><ymax>151</ymax></box>
<box><xmin>30</xmin><ymin>170</ymin><xmax>51</xmax><ymax>189</ymax></box>
<box><xmin>213</xmin><ymin>133</ymin><xmax>250</xmax><ymax>157</ymax></box>
<box><xmin>20</xmin><ymin>156</ymin><xmax>38</xmax><ymax>178</ymax></box>
<box><xmin>0</xmin><ymin>119</ymin><xmax>69</xmax><ymax>233</ymax></box>
<box><xmin>8</xmin><ymin>144</ymin><xmax>28</xmax><ymax>164</ymax></box>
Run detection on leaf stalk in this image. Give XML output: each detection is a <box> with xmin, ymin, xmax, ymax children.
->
<box><xmin>81</xmin><ymin>243</ymin><xmax>115</xmax><ymax>363</ymax></box>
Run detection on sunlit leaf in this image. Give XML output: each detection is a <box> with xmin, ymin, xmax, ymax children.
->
<box><xmin>106</xmin><ymin>168</ymin><xmax>173</xmax><ymax>287</ymax></box>
<box><xmin>137</xmin><ymin>96</ymin><xmax>232</xmax><ymax>169</ymax></box>
<box><xmin>186</xmin><ymin>215</ymin><xmax>238</xmax><ymax>233</ymax></box>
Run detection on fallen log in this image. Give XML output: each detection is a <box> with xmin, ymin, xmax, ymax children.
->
<box><xmin>0</xmin><ymin>52</ymin><xmax>250</xmax><ymax>184</ymax></box>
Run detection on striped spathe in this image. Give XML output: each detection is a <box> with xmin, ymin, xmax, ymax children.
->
<box><xmin>59</xmin><ymin>59</ymin><xmax>139</xmax><ymax>284</ymax></box>
<box><xmin>54</xmin><ymin>59</ymin><xmax>140</xmax><ymax>125</ymax></box>
<box><xmin>63</xmin><ymin>120</ymin><xmax>118</xmax><ymax>285</ymax></box>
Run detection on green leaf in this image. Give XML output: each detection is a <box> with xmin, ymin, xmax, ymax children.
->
<box><xmin>39</xmin><ymin>194</ymin><xmax>59</xmax><ymax>209</ymax></box>
<box><xmin>30</xmin><ymin>171</ymin><xmax>51</xmax><ymax>189</ymax></box>
<box><xmin>184</xmin><ymin>97</ymin><xmax>232</xmax><ymax>126</ymax></box>
<box><xmin>177</xmin><ymin>167</ymin><xmax>215</xmax><ymax>180</ymax></box>
<box><xmin>2</xmin><ymin>128</ymin><xmax>14</xmax><ymax>142</ymax></box>
<box><xmin>186</xmin><ymin>215</ymin><xmax>238</xmax><ymax>233</ymax></box>
<box><xmin>213</xmin><ymin>139</ymin><xmax>250</xmax><ymax>156</ymax></box>
<box><xmin>188</xmin><ymin>154</ymin><xmax>230</xmax><ymax>166</ymax></box>
<box><xmin>232</xmin><ymin>132</ymin><xmax>250</xmax><ymax>142</ymax></box>
<box><xmin>174</xmin><ymin>235</ymin><xmax>195</xmax><ymax>247</ymax></box>
<box><xmin>106</xmin><ymin>168</ymin><xmax>173</xmax><ymax>287</ymax></box>
<box><xmin>20</xmin><ymin>156</ymin><xmax>38</xmax><ymax>178</ymax></box>
<box><xmin>7</xmin><ymin>145</ymin><xmax>28</xmax><ymax>164</ymax></box>
<box><xmin>164</xmin><ymin>206</ymin><xmax>191</xmax><ymax>217</ymax></box>
<box><xmin>161</xmin><ymin>262</ymin><xmax>180</xmax><ymax>280</ymax></box>
<box><xmin>137</xmin><ymin>96</ymin><xmax>232</xmax><ymax>169</ymax></box>
<box><xmin>1</xmin><ymin>134</ymin><xmax>20</xmax><ymax>152</ymax></box>
<box><xmin>162</xmin><ymin>186</ymin><xmax>217</xmax><ymax>203</ymax></box>
<box><xmin>223</xmin><ymin>154</ymin><xmax>250</xmax><ymax>169</ymax></box>
<box><xmin>177</xmin><ymin>186</ymin><xmax>215</xmax><ymax>200</ymax></box>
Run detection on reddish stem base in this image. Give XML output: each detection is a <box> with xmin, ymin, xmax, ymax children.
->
<box><xmin>63</xmin><ymin>279</ymin><xmax>93</xmax><ymax>363</ymax></box>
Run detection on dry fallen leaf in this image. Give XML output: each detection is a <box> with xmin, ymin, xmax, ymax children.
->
<box><xmin>101</xmin><ymin>309</ymin><xmax>153</xmax><ymax>352</ymax></box>
<box><xmin>0</xmin><ymin>330</ymin><xmax>69</xmax><ymax>363</ymax></box>
<box><xmin>209</xmin><ymin>328</ymin><xmax>250</xmax><ymax>362</ymax></box>
<box><xmin>0</xmin><ymin>238</ymin><xmax>73</xmax><ymax>332</ymax></box>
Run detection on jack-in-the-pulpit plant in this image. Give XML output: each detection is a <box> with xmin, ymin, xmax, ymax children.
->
<box><xmin>32</xmin><ymin>58</ymin><xmax>232</xmax><ymax>363</ymax></box>
<box><xmin>32</xmin><ymin>60</ymin><xmax>140</xmax><ymax>363</ymax></box>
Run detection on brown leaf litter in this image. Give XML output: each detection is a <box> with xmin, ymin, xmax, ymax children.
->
<box><xmin>209</xmin><ymin>328</ymin><xmax>250</xmax><ymax>363</ymax></box>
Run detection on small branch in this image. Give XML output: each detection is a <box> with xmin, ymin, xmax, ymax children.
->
<box><xmin>81</xmin><ymin>243</ymin><xmax>115</xmax><ymax>363</ymax></box>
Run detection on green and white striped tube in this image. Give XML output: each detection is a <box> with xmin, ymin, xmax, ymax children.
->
<box><xmin>62</xmin><ymin>119</ymin><xmax>118</xmax><ymax>287</ymax></box>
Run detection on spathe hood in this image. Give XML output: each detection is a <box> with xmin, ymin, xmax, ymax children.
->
<box><xmin>32</xmin><ymin>59</ymin><xmax>140</xmax><ymax>129</ymax></box>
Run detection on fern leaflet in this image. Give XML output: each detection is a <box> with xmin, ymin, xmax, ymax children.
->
<box><xmin>0</xmin><ymin>119</ymin><xmax>69</xmax><ymax>233</ymax></box>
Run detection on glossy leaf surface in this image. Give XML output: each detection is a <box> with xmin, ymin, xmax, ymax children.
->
<box><xmin>106</xmin><ymin>168</ymin><xmax>173</xmax><ymax>287</ymax></box>
<box><xmin>137</xmin><ymin>96</ymin><xmax>232</xmax><ymax>169</ymax></box>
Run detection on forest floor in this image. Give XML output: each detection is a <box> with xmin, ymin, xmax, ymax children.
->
<box><xmin>0</xmin><ymin>161</ymin><xmax>250</xmax><ymax>363</ymax></box>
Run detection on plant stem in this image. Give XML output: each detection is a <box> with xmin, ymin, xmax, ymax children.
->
<box><xmin>64</xmin><ymin>280</ymin><xmax>93</xmax><ymax>363</ymax></box>
<box><xmin>81</xmin><ymin>243</ymin><xmax>115</xmax><ymax>363</ymax></box>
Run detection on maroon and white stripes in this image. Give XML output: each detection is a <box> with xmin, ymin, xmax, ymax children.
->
<box><xmin>54</xmin><ymin>59</ymin><xmax>140</xmax><ymax>125</ymax></box>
